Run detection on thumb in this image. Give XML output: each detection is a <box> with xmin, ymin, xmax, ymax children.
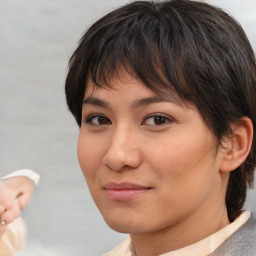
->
<box><xmin>0</xmin><ymin>205</ymin><xmax>8</xmax><ymax>238</ymax></box>
<box><xmin>1</xmin><ymin>201</ymin><xmax>21</xmax><ymax>224</ymax></box>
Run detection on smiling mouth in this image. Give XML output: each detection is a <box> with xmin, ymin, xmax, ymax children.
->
<box><xmin>103</xmin><ymin>182</ymin><xmax>152</xmax><ymax>201</ymax></box>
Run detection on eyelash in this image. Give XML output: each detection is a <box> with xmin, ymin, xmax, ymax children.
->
<box><xmin>84</xmin><ymin>114</ymin><xmax>111</xmax><ymax>125</ymax></box>
<box><xmin>142</xmin><ymin>114</ymin><xmax>173</xmax><ymax>126</ymax></box>
<box><xmin>83</xmin><ymin>113</ymin><xmax>173</xmax><ymax>126</ymax></box>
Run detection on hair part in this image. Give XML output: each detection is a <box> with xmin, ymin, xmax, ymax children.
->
<box><xmin>65</xmin><ymin>0</ymin><xmax>256</xmax><ymax>220</ymax></box>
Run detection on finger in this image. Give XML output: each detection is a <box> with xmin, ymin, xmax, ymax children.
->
<box><xmin>0</xmin><ymin>205</ymin><xmax>8</xmax><ymax>235</ymax></box>
<box><xmin>0</xmin><ymin>205</ymin><xmax>5</xmax><ymax>215</ymax></box>
<box><xmin>0</xmin><ymin>186</ymin><xmax>16</xmax><ymax>209</ymax></box>
<box><xmin>1</xmin><ymin>201</ymin><xmax>21</xmax><ymax>223</ymax></box>
<box><xmin>17</xmin><ymin>191</ymin><xmax>33</xmax><ymax>211</ymax></box>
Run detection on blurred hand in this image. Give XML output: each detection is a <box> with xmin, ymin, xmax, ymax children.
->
<box><xmin>0</xmin><ymin>176</ymin><xmax>35</xmax><ymax>237</ymax></box>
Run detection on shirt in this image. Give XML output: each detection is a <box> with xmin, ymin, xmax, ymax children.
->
<box><xmin>103</xmin><ymin>211</ymin><xmax>251</xmax><ymax>256</ymax></box>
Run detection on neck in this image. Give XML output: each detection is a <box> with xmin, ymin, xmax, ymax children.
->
<box><xmin>130</xmin><ymin>205</ymin><xmax>230</xmax><ymax>256</ymax></box>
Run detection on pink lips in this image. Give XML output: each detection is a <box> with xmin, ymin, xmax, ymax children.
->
<box><xmin>103</xmin><ymin>182</ymin><xmax>151</xmax><ymax>201</ymax></box>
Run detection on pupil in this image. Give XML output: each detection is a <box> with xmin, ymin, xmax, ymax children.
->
<box><xmin>99</xmin><ymin>116</ymin><xmax>108</xmax><ymax>124</ymax></box>
<box><xmin>155</xmin><ymin>116</ymin><xmax>166</xmax><ymax>125</ymax></box>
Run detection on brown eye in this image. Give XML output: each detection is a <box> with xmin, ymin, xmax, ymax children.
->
<box><xmin>143</xmin><ymin>114</ymin><xmax>172</xmax><ymax>126</ymax></box>
<box><xmin>98</xmin><ymin>116</ymin><xmax>109</xmax><ymax>125</ymax></box>
<box><xmin>154</xmin><ymin>116</ymin><xmax>167</xmax><ymax>125</ymax></box>
<box><xmin>86</xmin><ymin>115</ymin><xmax>111</xmax><ymax>125</ymax></box>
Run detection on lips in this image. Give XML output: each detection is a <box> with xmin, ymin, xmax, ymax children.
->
<box><xmin>103</xmin><ymin>182</ymin><xmax>152</xmax><ymax>201</ymax></box>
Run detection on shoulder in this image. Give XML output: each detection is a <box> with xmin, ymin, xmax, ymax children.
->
<box><xmin>212</xmin><ymin>212</ymin><xmax>256</xmax><ymax>256</ymax></box>
<box><xmin>103</xmin><ymin>236</ymin><xmax>132</xmax><ymax>256</ymax></box>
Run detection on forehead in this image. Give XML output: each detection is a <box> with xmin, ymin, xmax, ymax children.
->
<box><xmin>84</xmin><ymin>71</ymin><xmax>184</xmax><ymax>106</ymax></box>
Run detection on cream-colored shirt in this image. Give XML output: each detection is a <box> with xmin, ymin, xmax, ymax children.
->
<box><xmin>103</xmin><ymin>211</ymin><xmax>251</xmax><ymax>256</ymax></box>
<box><xmin>0</xmin><ymin>169</ymin><xmax>40</xmax><ymax>256</ymax></box>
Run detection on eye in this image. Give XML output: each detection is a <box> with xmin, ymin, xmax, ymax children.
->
<box><xmin>84</xmin><ymin>114</ymin><xmax>111</xmax><ymax>125</ymax></box>
<box><xmin>142</xmin><ymin>114</ymin><xmax>173</xmax><ymax>126</ymax></box>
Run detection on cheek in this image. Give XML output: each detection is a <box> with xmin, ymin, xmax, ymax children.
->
<box><xmin>144</xmin><ymin>139</ymin><xmax>221</xmax><ymax>223</ymax></box>
<box><xmin>146</xmin><ymin>133</ymin><xmax>219</xmax><ymax>193</ymax></box>
<box><xmin>147</xmin><ymin>134</ymin><xmax>204</xmax><ymax>172</ymax></box>
<box><xmin>77</xmin><ymin>133</ymin><xmax>102</xmax><ymax>180</ymax></box>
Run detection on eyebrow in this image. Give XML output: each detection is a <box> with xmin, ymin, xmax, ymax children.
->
<box><xmin>83</xmin><ymin>95</ymin><xmax>181</xmax><ymax>108</ymax></box>
<box><xmin>83</xmin><ymin>97</ymin><xmax>110</xmax><ymax>108</ymax></box>
<box><xmin>131</xmin><ymin>95</ymin><xmax>181</xmax><ymax>108</ymax></box>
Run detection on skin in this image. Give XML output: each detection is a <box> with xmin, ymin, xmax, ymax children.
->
<box><xmin>78</xmin><ymin>72</ymin><xmax>232</xmax><ymax>256</ymax></box>
<box><xmin>0</xmin><ymin>176</ymin><xmax>35</xmax><ymax>238</ymax></box>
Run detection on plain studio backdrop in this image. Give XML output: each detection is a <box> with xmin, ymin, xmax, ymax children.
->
<box><xmin>0</xmin><ymin>0</ymin><xmax>255</xmax><ymax>255</ymax></box>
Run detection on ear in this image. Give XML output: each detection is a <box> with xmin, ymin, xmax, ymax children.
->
<box><xmin>219</xmin><ymin>117</ymin><xmax>253</xmax><ymax>173</ymax></box>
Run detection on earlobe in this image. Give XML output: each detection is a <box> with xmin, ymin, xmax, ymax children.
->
<box><xmin>219</xmin><ymin>117</ymin><xmax>253</xmax><ymax>173</ymax></box>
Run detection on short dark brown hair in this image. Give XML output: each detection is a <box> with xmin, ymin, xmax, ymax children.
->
<box><xmin>65</xmin><ymin>0</ymin><xmax>256</xmax><ymax>220</ymax></box>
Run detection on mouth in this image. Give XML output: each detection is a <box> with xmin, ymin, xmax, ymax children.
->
<box><xmin>103</xmin><ymin>182</ymin><xmax>152</xmax><ymax>201</ymax></box>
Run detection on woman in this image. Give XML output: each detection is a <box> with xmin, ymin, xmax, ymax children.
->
<box><xmin>1</xmin><ymin>0</ymin><xmax>255</xmax><ymax>255</ymax></box>
<box><xmin>65</xmin><ymin>0</ymin><xmax>256</xmax><ymax>255</ymax></box>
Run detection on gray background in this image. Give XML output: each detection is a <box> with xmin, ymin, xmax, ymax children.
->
<box><xmin>0</xmin><ymin>0</ymin><xmax>255</xmax><ymax>255</ymax></box>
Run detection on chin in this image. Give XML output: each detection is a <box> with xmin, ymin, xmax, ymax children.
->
<box><xmin>107</xmin><ymin>222</ymin><xmax>132</xmax><ymax>234</ymax></box>
<box><xmin>102</xmin><ymin>213</ymin><xmax>154</xmax><ymax>234</ymax></box>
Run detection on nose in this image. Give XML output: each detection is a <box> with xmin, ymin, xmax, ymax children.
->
<box><xmin>103</xmin><ymin>127</ymin><xmax>142</xmax><ymax>171</ymax></box>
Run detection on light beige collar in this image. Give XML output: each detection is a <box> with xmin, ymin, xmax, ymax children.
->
<box><xmin>104</xmin><ymin>211</ymin><xmax>251</xmax><ymax>256</ymax></box>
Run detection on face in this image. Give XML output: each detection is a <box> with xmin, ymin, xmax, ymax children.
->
<box><xmin>78</xmin><ymin>72</ymin><xmax>227</xmax><ymax>235</ymax></box>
